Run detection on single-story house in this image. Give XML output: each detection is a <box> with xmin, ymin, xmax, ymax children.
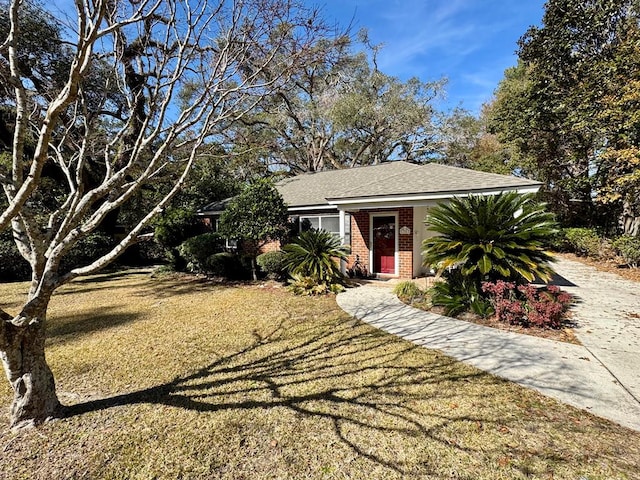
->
<box><xmin>199</xmin><ymin>161</ymin><xmax>542</xmax><ymax>279</ymax></box>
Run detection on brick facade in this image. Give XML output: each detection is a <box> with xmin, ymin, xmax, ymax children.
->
<box><xmin>349</xmin><ymin>212</ymin><xmax>370</xmax><ymax>273</ymax></box>
<box><xmin>259</xmin><ymin>239</ymin><xmax>281</xmax><ymax>254</ymax></box>
<box><xmin>348</xmin><ymin>207</ymin><xmax>414</xmax><ymax>278</ymax></box>
<box><xmin>398</xmin><ymin>207</ymin><xmax>414</xmax><ymax>278</ymax></box>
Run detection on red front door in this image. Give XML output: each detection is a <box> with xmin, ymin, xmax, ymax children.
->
<box><xmin>373</xmin><ymin>216</ymin><xmax>396</xmax><ymax>274</ymax></box>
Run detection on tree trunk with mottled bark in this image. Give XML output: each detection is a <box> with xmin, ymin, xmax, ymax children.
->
<box><xmin>621</xmin><ymin>199</ymin><xmax>640</xmax><ymax>236</ymax></box>
<box><xmin>1</xmin><ymin>305</ymin><xmax>60</xmax><ymax>428</ymax></box>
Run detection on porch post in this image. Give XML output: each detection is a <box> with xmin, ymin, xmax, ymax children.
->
<box><xmin>339</xmin><ymin>209</ymin><xmax>346</xmax><ymax>274</ymax></box>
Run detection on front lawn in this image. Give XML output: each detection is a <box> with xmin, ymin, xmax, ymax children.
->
<box><xmin>1</xmin><ymin>271</ymin><xmax>639</xmax><ymax>479</ymax></box>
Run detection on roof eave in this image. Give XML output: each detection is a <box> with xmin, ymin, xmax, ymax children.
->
<box><xmin>327</xmin><ymin>185</ymin><xmax>542</xmax><ymax>207</ymax></box>
<box><xmin>287</xmin><ymin>204</ymin><xmax>339</xmax><ymax>212</ymax></box>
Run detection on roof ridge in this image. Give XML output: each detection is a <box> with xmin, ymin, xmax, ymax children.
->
<box><xmin>423</xmin><ymin>162</ymin><xmax>540</xmax><ymax>181</ymax></box>
<box><xmin>331</xmin><ymin>161</ymin><xmax>422</xmax><ymax>198</ymax></box>
<box><xmin>275</xmin><ymin>161</ymin><xmax>410</xmax><ymax>188</ymax></box>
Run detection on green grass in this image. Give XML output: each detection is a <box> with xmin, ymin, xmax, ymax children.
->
<box><xmin>1</xmin><ymin>270</ymin><xmax>639</xmax><ymax>479</ymax></box>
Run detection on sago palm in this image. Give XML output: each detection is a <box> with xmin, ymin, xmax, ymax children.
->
<box><xmin>422</xmin><ymin>192</ymin><xmax>558</xmax><ymax>288</ymax></box>
<box><xmin>283</xmin><ymin>230</ymin><xmax>350</xmax><ymax>285</ymax></box>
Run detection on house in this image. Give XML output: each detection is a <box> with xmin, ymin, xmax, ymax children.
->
<box><xmin>199</xmin><ymin>161</ymin><xmax>542</xmax><ymax>279</ymax></box>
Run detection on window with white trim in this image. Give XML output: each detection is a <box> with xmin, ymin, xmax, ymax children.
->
<box><xmin>214</xmin><ymin>217</ymin><xmax>238</xmax><ymax>250</ymax></box>
<box><xmin>343</xmin><ymin>213</ymin><xmax>351</xmax><ymax>246</ymax></box>
<box><xmin>300</xmin><ymin>214</ymin><xmax>349</xmax><ymax>243</ymax></box>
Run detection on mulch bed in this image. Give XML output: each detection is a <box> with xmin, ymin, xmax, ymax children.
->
<box><xmin>429</xmin><ymin>305</ymin><xmax>581</xmax><ymax>345</ymax></box>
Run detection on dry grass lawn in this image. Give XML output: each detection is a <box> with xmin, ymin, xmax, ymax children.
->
<box><xmin>1</xmin><ymin>270</ymin><xmax>639</xmax><ymax>479</ymax></box>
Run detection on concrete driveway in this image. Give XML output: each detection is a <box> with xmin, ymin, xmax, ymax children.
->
<box><xmin>336</xmin><ymin>257</ymin><xmax>640</xmax><ymax>431</ymax></box>
<box><xmin>553</xmin><ymin>257</ymin><xmax>640</xmax><ymax>412</ymax></box>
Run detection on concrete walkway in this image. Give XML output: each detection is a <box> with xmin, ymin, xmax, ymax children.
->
<box><xmin>336</xmin><ymin>258</ymin><xmax>640</xmax><ymax>432</ymax></box>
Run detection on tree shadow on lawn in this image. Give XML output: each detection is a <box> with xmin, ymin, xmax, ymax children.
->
<box><xmin>53</xmin><ymin>273</ymin><xmax>153</xmax><ymax>298</ymax></box>
<box><xmin>68</xmin><ymin>268</ymin><xmax>154</xmax><ymax>285</ymax></box>
<box><xmin>55</xmin><ymin>269</ymin><xmax>251</xmax><ymax>300</ymax></box>
<box><xmin>46</xmin><ymin>307</ymin><xmax>141</xmax><ymax>345</ymax></box>
<box><xmin>135</xmin><ymin>274</ymin><xmax>243</xmax><ymax>299</ymax></box>
<box><xmin>60</xmin><ymin>317</ymin><xmax>601</xmax><ymax>477</ymax></box>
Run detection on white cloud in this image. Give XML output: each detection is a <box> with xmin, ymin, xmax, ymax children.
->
<box><xmin>360</xmin><ymin>0</ymin><xmax>509</xmax><ymax>77</ymax></box>
<box><xmin>331</xmin><ymin>0</ymin><xmax>545</xmax><ymax>112</ymax></box>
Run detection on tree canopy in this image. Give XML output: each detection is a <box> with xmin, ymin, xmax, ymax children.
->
<box><xmin>434</xmin><ymin>106</ymin><xmax>518</xmax><ymax>176</ymax></box>
<box><xmin>219</xmin><ymin>179</ymin><xmax>289</xmax><ymax>279</ymax></box>
<box><xmin>0</xmin><ymin>0</ymin><xmax>344</xmax><ymax>428</ymax></box>
<box><xmin>488</xmin><ymin>0</ymin><xmax>640</xmax><ymax>233</ymax></box>
<box><xmin>224</xmin><ymin>35</ymin><xmax>444</xmax><ymax>173</ymax></box>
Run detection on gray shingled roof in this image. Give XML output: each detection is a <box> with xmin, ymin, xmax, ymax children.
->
<box><xmin>277</xmin><ymin>161</ymin><xmax>542</xmax><ymax>207</ymax></box>
<box><xmin>198</xmin><ymin>196</ymin><xmax>235</xmax><ymax>214</ymax></box>
<box><xmin>276</xmin><ymin>161</ymin><xmax>419</xmax><ymax>208</ymax></box>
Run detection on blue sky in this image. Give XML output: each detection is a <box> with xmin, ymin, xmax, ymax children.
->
<box><xmin>51</xmin><ymin>0</ymin><xmax>546</xmax><ymax>114</ymax></box>
<box><xmin>317</xmin><ymin>0</ymin><xmax>547</xmax><ymax>113</ymax></box>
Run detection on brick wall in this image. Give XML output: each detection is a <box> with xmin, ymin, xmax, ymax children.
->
<box><xmin>349</xmin><ymin>212</ymin><xmax>371</xmax><ymax>273</ymax></box>
<box><xmin>398</xmin><ymin>207</ymin><xmax>414</xmax><ymax>278</ymax></box>
<box><xmin>258</xmin><ymin>239</ymin><xmax>281</xmax><ymax>254</ymax></box>
<box><xmin>347</xmin><ymin>208</ymin><xmax>414</xmax><ymax>278</ymax></box>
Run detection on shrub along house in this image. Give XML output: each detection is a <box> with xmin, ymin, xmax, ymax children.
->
<box><xmin>199</xmin><ymin>161</ymin><xmax>542</xmax><ymax>279</ymax></box>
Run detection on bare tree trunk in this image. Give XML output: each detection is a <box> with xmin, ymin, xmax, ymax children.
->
<box><xmin>1</xmin><ymin>0</ymin><xmax>340</xmax><ymax>429</ymax></box>
<box><xmin>623</xmin><ymin>216</ymin><xmax>640</xmax><ymax>236</ymax></box>
<box><xmin>1</xmin><ymin>306</ymin><xmax>60</xmax><ymax>429</ymax></box>
<box><xmin>251</xmin><ymin>256</ymin><xmax>259</xmax><ymax>281</ymax></box>
<box><xmin>621</xmin><ymin>199</ymin><xmax>640</xmax><ymax>236</ymax></box>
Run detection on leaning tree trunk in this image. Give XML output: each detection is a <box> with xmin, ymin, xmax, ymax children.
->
<box><xmin>1</xmin><ymin>305</ymin><xmax>60</xmax><ymax>428</ymax></box>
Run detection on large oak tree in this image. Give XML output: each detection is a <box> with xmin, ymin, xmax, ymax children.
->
<box><xmin>225</xmin><ymin>36</ymin><xmax>444</xmax><ymax>173</ymax></box>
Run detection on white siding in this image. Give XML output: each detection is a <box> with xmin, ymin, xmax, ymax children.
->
<box><xmin>412</xmin><ymin>204</ymin><xmax>441</xmax><ymax>276</ymax></box>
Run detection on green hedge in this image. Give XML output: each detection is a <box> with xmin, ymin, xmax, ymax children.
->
<box><xmin>256</xmin><ymin>250</ymin><xmax>287</xmax><ymax>279</ymax></box>
<box><xmin>0</xmin><ymin>230</ymin><xmax>30</xmax><ymax>281</ymax></box>
<box><xmin>204</xmin><ymin>252</ymin><xmax>249</xmax><ymax>279</ymax></box>
<box><xmin>59</xmin><ymin>232</ymin><xmax>117</xmax><ymax>274</ymax></box>
<box><xmin>612</xmin><ymin>235</ymin><xmax>640</xmax><ymax>267</ymax></box>
<box><xmin>562</xmin><ymin>228</ymin><xmax>601</xmax><ymax>258</ymax></box>
<box><xmin>178</xmin><ymin>233</ymin><xmax>224</xmax><ymax>272</ymax></box>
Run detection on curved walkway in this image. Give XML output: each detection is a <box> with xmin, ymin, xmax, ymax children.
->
<box><xmin>336</xmin><ymin>258</ymin><xmax>640</xmax><ymax>432</ymax></box>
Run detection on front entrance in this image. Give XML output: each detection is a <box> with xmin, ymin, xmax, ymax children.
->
<box><xmin>372</xmin><ymin>215</ymin><xmax>396</xmax><ymax>274</ymax></box>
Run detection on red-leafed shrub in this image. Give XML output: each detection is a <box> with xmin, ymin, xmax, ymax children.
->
<box><xmin>482</xmin><ymin>281</ymin><xmax>573</xmax><ymax>329</ymax></box>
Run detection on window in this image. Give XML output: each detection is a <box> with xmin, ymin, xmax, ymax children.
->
<box><xmin>343</xmin><ymin>213</ymin><xmax>351</xmax><ymax>246</ymax></box>
<box><xmin>321</xmin><ymin>216</ymin><xmax>340</xmax><ymax>235</ymax></box>
<box><xmin>300</xmin><ymin>214</ymin><xmax>348</xmax><ymax>242</ymax></box>
<box><xmin>300</xmin><ymin>216</ymin><xmax>320</xmax><ymax>231</ymax></box>
<box><xmin>213</xmin><ymin>217</ymin><xmax>238</xmax><ymax>250</ymax></box>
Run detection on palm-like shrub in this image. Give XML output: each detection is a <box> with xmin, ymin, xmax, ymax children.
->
<box><xmin>283</xmin><ymin>230</ymin><xmax>349</xmax><ymax>285</ymax></box>
<box><xmin>423</xmin><ymin>193</ymin><xmax>558</xmax><ymax>290</ymax></box>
